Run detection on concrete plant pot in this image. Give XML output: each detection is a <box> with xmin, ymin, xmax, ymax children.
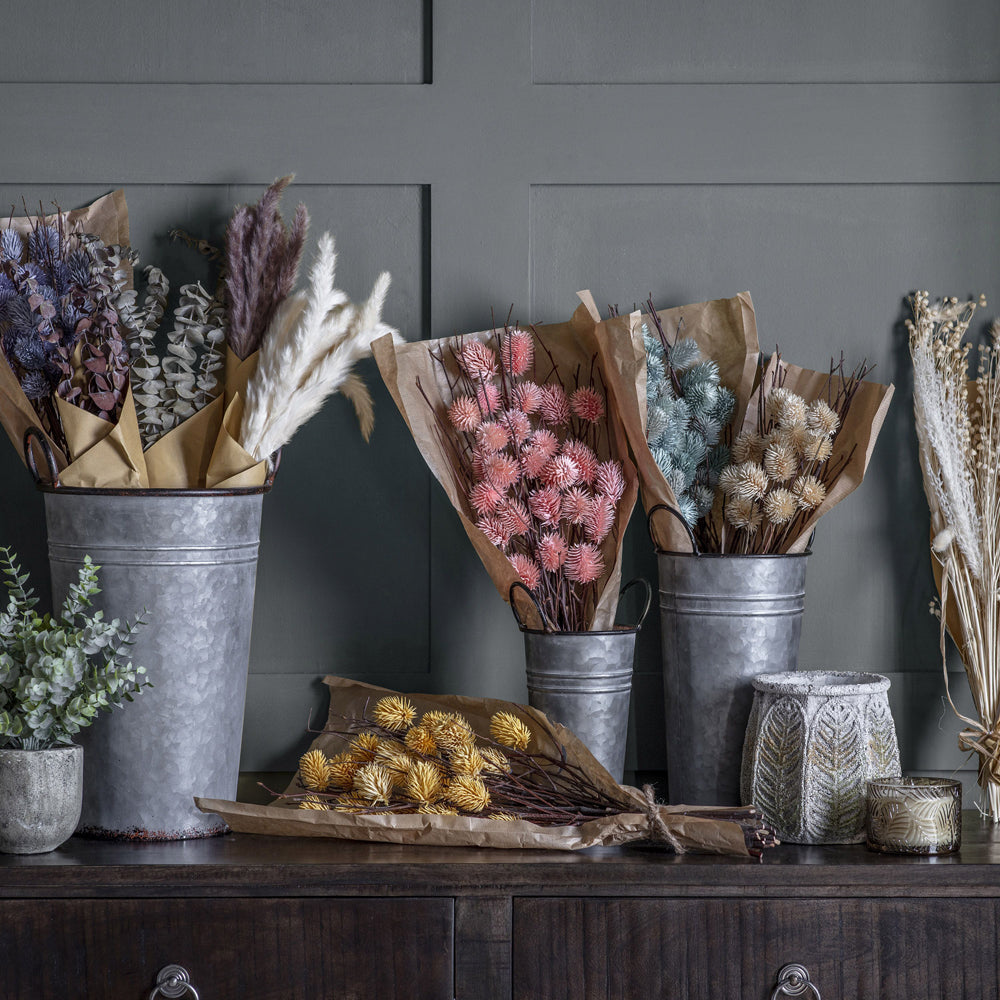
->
<box><xmin>0</xmin><ymin>745</ymin><xmax>83</xmax><ymax>854</ymax></box>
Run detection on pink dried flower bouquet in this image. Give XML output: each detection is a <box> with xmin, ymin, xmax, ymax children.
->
<box><xmin>373</xmin><ymin>308</ymin><xmax>638</xmax><ymax>633</ymax></box>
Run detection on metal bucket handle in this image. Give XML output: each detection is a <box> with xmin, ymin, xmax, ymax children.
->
<box><xmin>265</xmin><ymin>448</ymin><xmax>282</xmax><ymax>487</ymax></box>
<box><xmin>647</xmin><ymin>503</ymin><xmax>700</xmax><ymax>555</ymax></box>
<box><xmin>23</xmin><ymin>426</ymin><xmax>60</xmax><ymax>488</ymax></box>
<box><xmin>617</xmin><ymin>577</ymin><xmax>652</xmax><ymax>630</ymax></box>
<box><xmin>508</xmin><ymin>581</ymin><xmax>556</xmax><ymax>633</ymax></box>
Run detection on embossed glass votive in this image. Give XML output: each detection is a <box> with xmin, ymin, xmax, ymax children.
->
<box><xmin>866</xmin><ymin>776</ymin><xmax>962</xmax><ymax>855</ymax></box>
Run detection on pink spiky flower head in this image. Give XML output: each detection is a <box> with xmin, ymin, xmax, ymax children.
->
<box><xmin>498</xmin><ymin>498</ymin><xmax>532</xmax><ymax>538</ymax></box>
<box><xmin>501</xmin><ymin>328</ymin><xmax>535</xmax><ymax>377</ymax></box>
<box><xmin>459</xmin><ymin>340</ymin><xmax>498</xmax><ymax>380</ymax></box>
<box><xmin>476</xmin><ymin>421</ymin><xmax>510</xmax><ymax>453</ymax></box>
<box><xmin>565</xmin><ymin>542</ymin><xmax>605</xmax><ymax>584</ymax></box>
<box><xmin>584</xmin><ymin>495</ymin><xmax>615</xmax><ymax>544</ymax></box>
<box><xmin>469</xmin><ymin>481</ymin><xmax>503</xmax><ymax>515</ymax></box>
<box><xmin>541</xmin><ymin>454</ymin><xmax>580</xmax><ymax>490</ymax></box>
<box><xmin>537</xmin><ymin>532</ymin><xmax>568</xmax><ymax>572</ymax></box>
<box><xmin>502</xmin><ymin>408</ymin><xmax>532</xmax><ymax>447</ymax></box>
<box><xmin>595</xmin><ymin>460</ymin><xmax>625</xmax><ymax>504</ymax></box>
<box><xmin>560</xmin><ymin>486</ymin><xmax>590</xmax><ymax>524</ymax></box>
<box><xmin>509</xmin><ymin>553</ymin><xmax>541</xmax><ymax>592</ymax></box>
<box><xmin>522</xmin><ymin>445</ymin><xmax>550</xmax><ymax>479</ymax></box>
<box><xmin>513</xmin><ymin>381</ymin><xmax>542</xmax><ymax>414</ymax></box>
<box><xmin>484</xmin><ymin>453</ymin><xmax>520</xmax><ymax>491</ymax></box>
<box><xmin>448</xmin><ymin>395</ymin><xmax>481</xmax><ymax>433</ymax></box>
<box><xmin>529</xmin><ymin>428</ymin><xmax>559</xmax><ymax>458</ymax></box>
<box><xmin>561</xmin><ymin>440</ymin><xmax>598</xmax><ymax>484</ymax></box>
<box><xmin>528</xmin><ymin>487</ymin><xmax>563</xmax><ymax>526</ymax></box>
<box><xmin>477</xmin><ymin>515</ymin><xmax>510</xmax><ymax>549</ymax></box>
<box><xmin>570</xmin><ymin>386</ymin><xmax>605</xmax><ymax>423</ymax></box>
<box><xmin>476</xmin><ymin>382</ymin><xmax>501</xmax><ymax>416</ymax></box>
<box><xmin>539</xmin><ymin>384</ymin><xmax>570</xmax><ymax>427</ymax></box>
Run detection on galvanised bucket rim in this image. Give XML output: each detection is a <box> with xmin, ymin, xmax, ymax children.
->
<box><xmin>517</xmin><ymin>623</ymin><xmax>641</xmax><ymax>638</ymax></box>
<box><xmin>35</xmin><ymin>485</ymin><xmax>273</xmax><ymax>498</ymax></box>
<box><xmin>655</xmin><ymin>549</ymin><xmax>813</xmax><ymax>560</ymax></box>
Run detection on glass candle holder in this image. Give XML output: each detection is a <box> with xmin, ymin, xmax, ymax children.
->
<box><xmin>866</xmin><ymin>776</ymin><xmax>962</xmax><ymax>855</ymax></box>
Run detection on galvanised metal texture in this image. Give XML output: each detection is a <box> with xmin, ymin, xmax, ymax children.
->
<box><xmin>523</xmin><ymin>629</ymin><xmax>637</xmax><ymax>782</ymax></box>
<box><xmin>0</xmin><ymin>745</ymin><xmax>82</xmax><ymax>854</ymax></box>
<box><xmin>44</xmin><ymin>492</ymin><xmax>264</xmax><ymax>840</ymax></box>
<box><xmin>658</xmin><ymin>552</ymin><xmax>808</xmax><ymax>806</ymax></box>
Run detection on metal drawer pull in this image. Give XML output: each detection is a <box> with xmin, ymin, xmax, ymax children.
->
<box><xmin>770</xmin><ymin>963</ymin><xmax>821</xmax><ymax>1000</ymax></box>
<box><xmin>149</xmin><ymin>964</ymin><xmax>200</xmax><ymax>1000</ymax></box>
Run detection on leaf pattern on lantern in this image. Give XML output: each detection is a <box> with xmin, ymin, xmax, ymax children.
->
<box><xmin>752</xmin><ymin>696</ymin><xmax>805</xmax><ymax>838</ymax></box>
<box><xmin>865</xmin><ymin>695</ymin><xmax>901</xmax><ymax>779</ymax></box>
<box><xmin>805</xmin><ymin>700</ymin><xmax>865</xmax><ymax>842</ymax></box>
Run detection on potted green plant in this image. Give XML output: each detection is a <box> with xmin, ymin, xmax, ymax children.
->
<box><xmin>0</xmin><ymin>547</ymin><xmax>147</xmax><ymax>853</ymax></box>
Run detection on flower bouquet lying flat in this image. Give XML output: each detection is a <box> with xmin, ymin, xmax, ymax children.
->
<box><xmin>197</xmin><ymin>676</ymin><xmax>779</xmax><ymax>857</ymax></box>
<box><xmin>598</xmin><ymin>291</ymin><xmax>895</xmax><ymax>553</ymax></box>
<box><xmin>372</xmin><ymin>298</ymin><xmax>638</xmax><ymax>631</ymax></box>
<box><xmin>0</xmin><ymin>179</ymin><xmax>398</xmax><ymax>489</ymax></box>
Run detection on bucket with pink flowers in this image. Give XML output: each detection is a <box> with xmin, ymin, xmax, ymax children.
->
<box><xmin>374</xmin><ymin>300</ymin><xmax>649</xmax><ymax>779</ymax></box>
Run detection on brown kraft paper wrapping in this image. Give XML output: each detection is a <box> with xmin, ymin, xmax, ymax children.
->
<box><xmin>372</xmin><ymin>301</ymin><xmax>639</xmax><ymax>631</ymax></box>
<box><xmin>595</xmin><ymin>292</ymin><xmax>759</xmax><ymax>553</ymax></box>
<box><xmin>196</xmin><ymin>676</ymin><xmax>751</xmax><ymax>855</ymax></box>
<box><xmin>203</xmin><ymin>349</ymin><xmax>268</xmax><ymax>488</ymax></box>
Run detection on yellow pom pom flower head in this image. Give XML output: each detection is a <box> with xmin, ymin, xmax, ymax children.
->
<box><xmin>374</xmin><ymin>744</ymin><xmax>413</xmax><ymax>786</ymax></box>
<box><xmin>372</xmin><ymin>696</ymin><xmax>418</xmax><ymax>732</ymax></box>
<box><xmin>328</xmin><ymin>752</ymin><xmax>359</xmax><ymax>789</ymax></box>
<box><xmin>446</xmin><ymin>775</ymin><xmax>491</xmax><ymax>812</ymax></box>
<box><xmin>432</xmin><ymin>715</ymin><xmax>475</xmax><ymax>753</ymax></box>
<box><xmin>418</xmin><ymin>803</ymin><xmax>458</xmax><ymax>816</ymax></box>
<box><xmin>490</xmin><ymin>812</ymin><xmax>519</xmax><ymax>821</ymax></box>
<box><xmin>404</xmin><ymin>725</ymin><xmax>438</xmax><ymax>756</ymax></box>
<box><xmin>480</xmin><ymin>746</ymin><xmax>512</xmax><ymax>774</ymax></box>
<box><xmin>349</xmin><ymin>732</ymin><xmax>381</xmax><ymax>762</ymax></box>
<box><xmin>490</xmin><ymin>711</ymin><xmax>532</xmax><ymax>751</ymax></box>
<box><xmin>298</xmin><ymin>749</ymin><xmax>332</xmax><ymax>792</ymax></box>
<box><xmin>405</xmin><ymin>759</ymin><xmax>443</xmax><ymax>805</ymax></box>
<box><xmin>353</xmin><ymin>763</ymin><xmax>394</xmax><ymax>804</ymax></box>
<box><xmin>298</xmin><ymin>795</ymin><xmax>330</xmax><ymax>811</ymax></box>
<box><xmin>451</xmin><ymin>744</ymin><xmax>486</xmax><ymax>777</ymax></box>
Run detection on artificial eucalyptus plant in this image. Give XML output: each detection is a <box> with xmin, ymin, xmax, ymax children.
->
<box><xmin>0</xmin><ymin>547</ymin><xmax>148</xmax><ymax>750</ymax></box>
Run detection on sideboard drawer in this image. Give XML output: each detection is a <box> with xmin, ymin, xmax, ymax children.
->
<box><xmin>513</xmin><ymin>897</ymin><xmax>1000</xmax><ymax>999</ymax></box>
<box><xmin>0</xmin><ymin>897</ymin><xmax>454</xmax><ymax>1000</ymax></box>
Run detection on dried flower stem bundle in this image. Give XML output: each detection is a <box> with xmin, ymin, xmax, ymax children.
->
<box><xmin>908</xmin><ymin>291</ymin><xmax>1000</xmax><ymax>818</ymax></box>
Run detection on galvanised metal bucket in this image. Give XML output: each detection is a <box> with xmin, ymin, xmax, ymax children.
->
<box><xmin>42</xmin><ymin>486</ymin><xmax>267</xmax><ymax>839</ymax></box>
<box><xmin>657</xmin><ymin>551</ymin><xmax>808</xmax><ymax>805</ymax></box>
<box><xmin>512</xmin><ymin>580</ymin><xmax>651</xmax><ymax>781</ymax></box>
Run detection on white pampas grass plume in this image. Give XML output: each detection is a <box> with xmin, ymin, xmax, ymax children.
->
<box><xmin>240</xmin><ymin>232</ymin><xmax>400</xmax><ymax>460</ymax></box>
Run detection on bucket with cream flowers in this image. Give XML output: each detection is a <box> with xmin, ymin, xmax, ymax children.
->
<box><xmin>597</xmin><ymin>293</ymin><xmax>895</xmax><ymax>805</ymax></box>
<box><xmin>374</xmin><ymin>301</ymin><xmax>647</xmax><ymax>779</ymax></box>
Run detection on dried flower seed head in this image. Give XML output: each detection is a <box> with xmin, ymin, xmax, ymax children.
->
<box><xmin>446</xmin><ymin>775</ymin><xmax>491</xmax><ymax>812</ymax></box>
<box><xmin>806</xmin><ymin>399</ymin><xmax>840</xmax><ymax>436</ymax></box>
<box><xmin>423</xmin><ymin>712</ymin><xmax>474</xmax><ymax>753</ymax></box>
<box><xmin>529</xmin><ymin>428</ymin><xmax>559</xmax><ymax>459</ymax></box>
<box><xmin>490</xmin><ymin>812</ymin><xmax>519</xmax><ymax>821</ymax></box>
<box><xmin>539</xmin><ymin>384</ymin><xmax>570</xmax><ymax>426</ymax></box>
<box><xmin>404</xmin><ymin>724</ymin><xmax>438</xmax><ymax>756</ymax></box>
<box><xmin>767</xmin><ymin>387</ymin><xmax>807</xmax><ymax>427</ymax></box>
<box><xmin>448</xmin><ymin>395</ymin><xmax>481</xmax><ymax>433</ymax></box>
<box><xmin>451</xmin><ymin>744</ymin><xmax>486</xmax><ymax>777</ymax></box>
<box><xmin>476</xmin><ymin>421</ymin><xmax>510</xmax><ymax>453</ymax></box>
<box><xmin>560</xmin><ymin>486</ymin><xmax>590</xmax><ymax>524</ymax></box>
<box><xmin>469</xmin><ymin>481</ymin><xmax>503</xmax><ymax>516</ymax></box>
<box><xmin>373</xmin><ymin>696</ymin><xmax>418</xmax><ymax>733</ymax></box>
<box><xmin>405</xmin><ymin>759</ymin><xmax>443</xmax><ymax>804</ymax></box>
<box><xmin>763</xmin><ymin>488</ymin><xmax>797</xmax><ymax>525</ymax></box>
<box><xmin>491</xmin><ymin>710</ymin><xmax>532</xmax><ymax>750</ymax></box>
<box><xmin>537</xmin><ymin>531</ymin><xmax>569</xmax><ymax>572</ymax></box>
<box><xmin>335</xmin><ymin>793</ymin><xmax>369</xmax><ymax>813</ymax></box>
<box><xmin>481</xmin><ymin>746</ymin><xmax>512</xmax><ymax>774</ymax></box>
<box><xmin>477</xmin><ymin>514</ymin><xmax>510</xmax><ymax>549</ymax></box>
<box><xmin>459</xmin><ymin>340</ymin><xmax>498</xmax><ymax>380</ymax></box>
<box><xmin>522</xmin><ymin>445</ymin><xmax>550</xmax><ymax>478</ymax></box>
<box><xmin>731</xmin><ymin>431</ymin><xmax>765</xmax><ymax>465</ymax></box>
<box><xmin>299</xmin><ymin>749</ymin><xmax>333</xmax><ymax>792</ymax></box>
<box><xmin>498</xmin><ymin>498</ymin><xmax>532</xmax><ymax>537</ymax></box>
<box><xmin>418</xmin><ymin>803</ymin><xmax>459</xmax><ymax>816</ymax></box>
<box><xmin>776</xmin><ymin>423</ymin><xmax>810</xmax><ymax>458</ymax></box>
<box><xmin>501</xmin><ymin>328</ymin><xmax>534</xmax><ymax>376</ymax></box>
<box><xmin>349</xmin><ymin>732</ymin><xmax>381</xmax><ymax>762</ymax></box>
<box><xmin>374</xmin><ymin>741</ymin><xmax>412</xmax><ymax>771</ymax></box>
<box><xmin>763</xmin><ymin>441</ymin><xmax>798</xmax><ymax>483</ymax></box>
<box><xmin>791</xmin><ymin>474</ymin><xmax>826</xmax><ymax>510</ymax></box>
<box><xmin>570</xmin><ymin>386</ymin><xmax>605</xmax><ymax>422</ymax></box>
<box><xmin>718</xmin><ymin>464</ymin><xmax>741</xmax><ymax>497</ymax></box>
<box><xmin>503</xmin><ymin>408</ymin><xmax>532</xmax><ymax>446</ymax></box>
<box><xmin>484</xmin><ymin>453</ymin><xmax>520</xmax><ymax>491</ymax></box>
<box><xmin>353</xmin><ymin>763</ymin><xmax>394</xmax><ymax>804</ymax></box>
<box><xmin>528</xmin><ymin>486</ymin><xmax>563</xmax><ymax>525</ymax></box>
<box><xmin>732</xmin><ymin>462</ymin><xmax>769</xmax><ymax>501</ymax></box>
<box><xmin>595</xmin><ymin>461</ymin><xmax>625</xmax><ymax>504</ymax></box>
<box><xmin>565</xmin><ymin>542</ymin><xmax>605</xmax><ymax>584</ymax></box>
<box><xmin>476</xmin><ymin>382</ymin><xmax>501</xmax><ymax>415</ymax></box>
<box><xmin>509</xmin><ymin>553</ymin><xmax>542</xmax><ymax>591</ymax></box>
<box><xmin>513</xmin><ymin>380</ymin><xmax>543</xmax><ymax>413</ymax></box>
<box><xmin>803</xmin><ymin>432</ymin><xmax>834</xmax><ymax>463</ymax></box>
<box><xmin>541</xmin><ymin>454</ymin><xmax>580</xmax><ymax>490</ymax></box>
<box><xmin>726</xmin><ymin>496</ymin><xmax>762</xmax><ymax>534</ymax></box>
<box><xmin>328</xmin><ymin>753</ymin><xmax>360</xmax><ymax>789</ymax></box>
<box><xmin>298</xmin><ymin>795</ymin><xmax>330</xmax><ymax>811</ymax></box>
<box><xmin>561</xmin><ymin>440</ymin><xmax>598</xmax><ymax>484</ymax></box>
<box><xmin>584</xmin><ymin>495</ymin><xmax>616</xmax><ymax>545</ymax></box>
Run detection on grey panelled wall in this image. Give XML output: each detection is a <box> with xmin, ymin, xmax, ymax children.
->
<box><xmin>0</xmin><ymin>1</ymin><xmax>997</xmax><ymax>791</ymax></box>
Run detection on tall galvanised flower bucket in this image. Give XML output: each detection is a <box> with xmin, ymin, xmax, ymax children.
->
<box><xmin>513</xmin><ymin>580</ymin><xmax>651</xmax><ymax>782</ymax></box>
<box><xmin>657</xmin><ymin>550</ymin><xmax>808</xmax><ymax>805</ymax></box>
<box><xmin>42</xmin><ymin>486</ymin><xmax>267</xmax><ymax>840</ymax></box>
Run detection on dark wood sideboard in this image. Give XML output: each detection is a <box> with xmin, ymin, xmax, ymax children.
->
<box><xmin>2</xmin><ymin>814</ymin><xmax>999</xmax><ymax>999</ymax></box>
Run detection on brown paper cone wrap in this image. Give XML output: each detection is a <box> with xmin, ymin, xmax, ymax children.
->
<box><xmin>203</xmin><ymin>349</ymin><xmax>268</xmax><ymax>488</ymax></box>
<box><xmin>372</xmin><ymin>302</ymin><xmax>638</xmax><ymax>631</ymax></box>
<box><xmin>0</xmin><ymin>355</ymin><xmax>68</xmax><ymax>470</ymax></box>
<box><xmin>196</xmin><ymin>676</ymin><xmax>751</xmax><ymax>855</ymax></box>
<box><xmin>739</xmin><ymin>358</ymin><xmax>894</xmax><ymax>553</ymax></box>
<box><xmin>594</xmin><ymin>292</ymin><xmax>759</xmax><ymax>553</ymax></box>
<box><xmin>56</xmin><ymin>386</ymin><xmax>148</xmax><ymax>488</ymax></box>
<box><xmin>143</xmin><ymin>395</ymin><xmax>225</xmax><ymax>488</ymax></box>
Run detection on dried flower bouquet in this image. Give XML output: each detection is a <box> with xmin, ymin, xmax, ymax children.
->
<box><xmin>374</xmin><ymin>302</ymin><xmax>638</xmax><ymax>631</ymax></box>
<box><xmin>908</xmin><ymin>291</ymin><xmax>1000</xmax><ymax>819</ymax></box>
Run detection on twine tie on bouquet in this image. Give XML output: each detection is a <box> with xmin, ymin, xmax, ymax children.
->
<box><xmin>641</xmin><ymin>784</ymin><xmax>686</xmax><ymax>854</ymax></box>
<box><xmin>957</xmin><ymin>725</ymin><xmax>1000</xmax><ymax>786</ymax></box>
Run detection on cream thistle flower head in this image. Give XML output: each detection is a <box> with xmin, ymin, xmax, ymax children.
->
<box><xmin>490</xmin><ymin>710</ymin><xmax>532</xmax><ymax>750</ymax></box>
<box><xmin>372</xmin><ymin>695</ymin><xmax>418</xmax><ymax>733</ymax></box>
<box><xmin>353</xmin><ymin>763</ymin><xmax>394</xmax><ymax>804</ymax></box>
<box><xmin>806</xmin><ymin>398</ymin><xmax>840</xmax><ymax>436</ymax></box>
<box><xmin>763</xmin><ymin>440</ymin><xmax>798</xmax><ymax>484</ymax></box>
<box><xmin>299</xmin><ymin>749</ymin><xmax>333</xmax><ymax>792</ymax></box>
<box><xmin>763</xmin><ymin>488</ymin><xmax>797</xmax><ymax>525</ymax></box>
<box><xmin>792</xmin><ymin>474</ymin><xmax>826</xmax><ymax>510</ymax></box>
<box><xmin>726</xmin><ymin>496</ymin><xmax>762</xmax><ymax>534</ymax></box>
<box><xmin>731</xmin><ymin>431</ymin><xmax>765</xmax><ymax>465</ymax></box>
